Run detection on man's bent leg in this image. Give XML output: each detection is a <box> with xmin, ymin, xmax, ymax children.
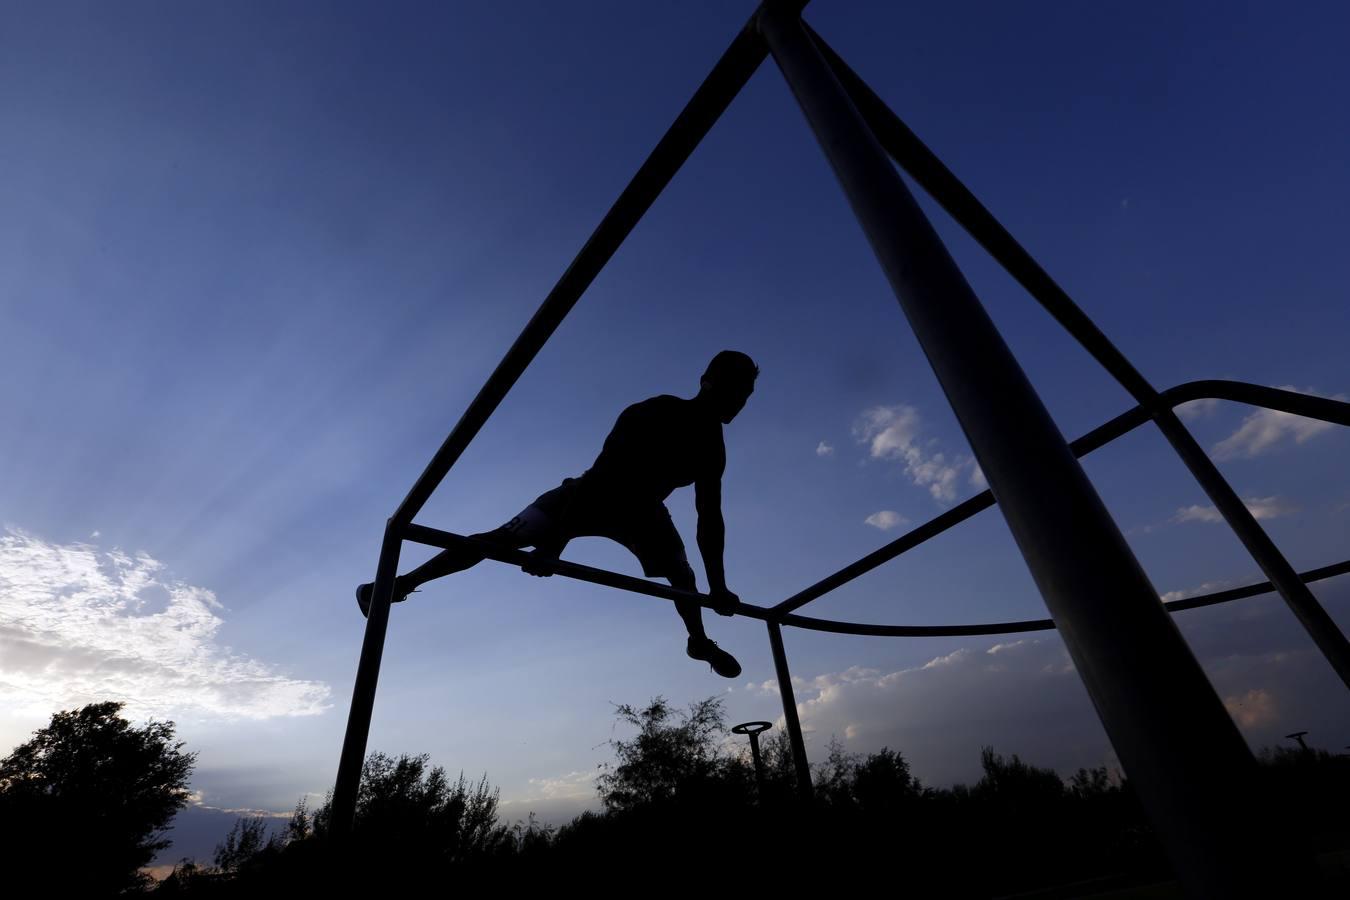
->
<box><xmin>671</xmin><ymin>563</ymin><xmax>741</xmax><ymax>678</ymax></box>
<box><xmin>667</xmin><ymin>563</ymin><xmax>707</xmax><ymax>641</ymax></box>
<box><xmin>399</xmin><ymin>512</ymin><xmax>542</xmax><ymax>591</ymax></box>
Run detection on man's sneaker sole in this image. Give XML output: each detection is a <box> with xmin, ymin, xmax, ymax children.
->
<box><xmin>687</xmin><ymin>639</ymin><xmax>742</xmax><ymax>679</ymax></box>
<box><xmin>355</xmin><ymin>582</ymin><xmax>414</xmax><ymax>619</ymax></box>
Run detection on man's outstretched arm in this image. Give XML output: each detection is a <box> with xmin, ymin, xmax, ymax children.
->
<box><xmin>695</xmin><ymin>470</ymin><xmax>738</xmax><ymax>615</ymax></box>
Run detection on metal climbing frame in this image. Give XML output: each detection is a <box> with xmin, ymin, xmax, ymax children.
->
<box><xmin>333</xmin><ymin>2</ymin><xmax>1348</xmax><ymax>894</ymax></box>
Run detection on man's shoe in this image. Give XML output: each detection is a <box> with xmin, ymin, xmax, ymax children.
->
<box><xmin>687</xmin><ymin>636</ymin><xmax>742</xmax><ymax>679</ymax></box>
<box><xmin>355</xmin><ymin>582</ymin><xmax>416</xmax><ymax>619</ymax></box>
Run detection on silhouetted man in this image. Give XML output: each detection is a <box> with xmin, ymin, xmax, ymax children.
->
<box><xmin>356</xmin><ymin>350</ymin><xmax>758</xmax><ymax>678</ymax></box>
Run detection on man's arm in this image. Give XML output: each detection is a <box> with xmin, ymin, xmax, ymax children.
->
<box><xmin>695</xmin><ymin>443</ymin><xmax>737</xmax><ymax>615</ymax></box>
<box><xmin>694</xmin><ymin>474</ymin><xmax>727</xmax><ymax>593</ymax></box>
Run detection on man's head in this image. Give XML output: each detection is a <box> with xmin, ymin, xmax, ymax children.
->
<box><xmin>698</xmin><ymin>350</ymin><xmax>758</xmax><ymax>424</ymax></box>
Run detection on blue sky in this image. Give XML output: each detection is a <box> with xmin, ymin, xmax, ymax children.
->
<box><xmin>2</xmin><ymin>0</ymin><xmax>1348</xmax><ymax>866</ymax></box>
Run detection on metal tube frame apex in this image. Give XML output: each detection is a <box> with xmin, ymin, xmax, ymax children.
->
<box><xmin>333</xmin><ymin>2</ymin><xmax>1346</xmax><ymax>894</ymax></box>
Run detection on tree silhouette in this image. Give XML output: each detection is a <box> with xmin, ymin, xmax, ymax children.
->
<box><xmin>0</xmin><ymin>701</ymin><xmax>195</xmax><ymax>894</ymax></box>
<box><xmin>595</xmin><ymin>696</ymin><xmax>728</xmax><ymax>812</ymax></box>
<box><xmin>309</xmin><ymin>751</ymin><xmax>509</xmax><ymax>864</ymax></box>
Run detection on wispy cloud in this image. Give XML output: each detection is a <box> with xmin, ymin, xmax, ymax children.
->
<box><xmin>1173</xmin><ymin>496</ymin><xmax>1298</xmax><ymax>525</ymax></box>
<box><xmin>1211</xmin><ymin>386</ymin><xmax>1343</xmax><ymax>460</ymax></box>
<box><xmin>518</xmin><ymin>769</ymin><xmax>600</xmax><ymax>803</ymax></box>
<box><xmin>1176</xmin><ymin>398</ymin><xmax>1219</xmax><ymax>421</ymax></box>
<box><xmin>852</xmin><ymin>404</ymin><xmax>978</xmax><ymax>504</ymax></box>
<box><xmin>815</xmin><ymin>441</ymin><xmax>835</xmax><ymax>457</ymax></box>
<box><xmin>0</xmin><ymin>528</ymin><xmax>330</xmax><ymax>720</ymax></box>
<box><xmin>1159</xmin><ymin>579</ymin><xmax>1237</xmax><ymax>604</ymax></box>
<box><xmin>864</xmin><ymin>510</ymin><xmax>907</xmax><ymax>531</ymax></box>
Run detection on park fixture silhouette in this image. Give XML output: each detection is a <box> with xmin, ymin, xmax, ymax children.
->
<box><xmin>333</xmin><ymin>3</ymin><xmax>1350</xmax><ymax>895</ymax></box>
<box><xmin>732</xmin><ymin>721</ymin><xmax>774</xmax><ymax>794</ymax></box>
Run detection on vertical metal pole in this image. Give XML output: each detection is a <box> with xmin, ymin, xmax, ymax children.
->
<box><xmin>331</xmin><ymin>520</ymin><xmax>403</xmax><ymax>839</ymax></box>
<box><xmin>749</xmin><ymin>732</ymin><xmax>766</xmax><ymax>795</ymax></box>
<box><xmin>757</xmin><ymin>6</ymin><xmax>1315</xmax><ymax>895</ymax></box>
<box><xmin>767</xmin><ymin>621</ymin><xmax>813</xmax><ymax>800</ymax></box>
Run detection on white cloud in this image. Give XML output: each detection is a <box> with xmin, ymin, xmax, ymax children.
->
<box><xmin>1211</xmin><ymin>386</ymin><xmax>1342</xmax><ymax>460</ymax></box>
<box><xmin>1174</xmin><ymin>505</ymin><xmax>1223</xmax><ymax>524</ymax></box>
<box><xmin>1159</xmin><ymin>579</ymin><xmax>1236</xmax><ymax>604</ymax></box>
<box><xmin>815</xmin><ymin>441</ymin><xmax>835</xmax><ymax>457</ymax></box>
<box><xmin>750</xmin><ymin>642</ymin><xmax>1099</xmax><ymax>785</ymax></box>
<box><xmin>0</xmin><ymin>528</ymin><xmax>330</xmax><ymax>721</ymax></box>
<box><xmin>852</xmin><ymin>404</ymin><xmax>978</xmax><ymax>504</ymax></box>
<box><xmin>864</xmin><ymin>510</ymin><xmax>907</xmax><ymax>531</ymax></box>
<box><xmin>520</xmin><ymin>769</ymin><xmax>600</xmax><ymax>802</ymax></box>
<box><xmin>969</xmin><ymin>465</ymin><xmax>987</xmax><ymax>491</ymax></box>
<box><xmin>1173</xmin><ymin>496</ymin><xmax>1298</xmax><ymax>525</ymax></box>
<box><xmin>498</xmin><ymin>768</ymin><xmax>603</xmax><ymax>826</ymax></box>
<box><xmin>1176</xmin><ymin>398</ymin><xmax>1219</xmax><ymax>421</ymax></box>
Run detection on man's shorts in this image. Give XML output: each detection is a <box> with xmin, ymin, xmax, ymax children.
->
<box><xmin>495</xmin><ymin>478</ymin><xmax>690</xmax><ymax>579</ymax></box>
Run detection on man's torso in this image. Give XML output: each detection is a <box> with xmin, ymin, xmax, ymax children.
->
<box><xmin>573</xmin><ymin>394</ymin><xmax>724</xmax><ymax>508</ymax></box>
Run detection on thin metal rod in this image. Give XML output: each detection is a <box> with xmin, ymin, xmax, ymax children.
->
<box><xmin>331</xmin><ymin>521</ymin><xmax>403</xmax><ymax>838</ymax></box>
<box><xmin>766</xmin><ymin>621</ymin><xmax>813</xmax><ymax>799</ymax></box>
<box><xmin>1157</xmin><ymin>407</ymin><xmax>1350</xmax><ymax>690</ymax></box>
<box><xmin>813</xmin><ymin>27</ymin><xmax>1350</xmax><ymax>693</ymax></box>
<box><xmin>749</xmin><ymin>733</ymin><xmax>766</xmax><ymax>794</ymax></box>
<box><xmin>774</xmin><ymin>381</ymin><xmax>1349</xmax><ymax>616</ymax></box>
<box><xmin>780</xmin><ymin>558</ymin><xmax>1350</xmax><ymax>638</ymax></box>
<box><xmin>759</xmin><ymin>7</ymin><xmax>1312</xmax><ymax>894</ymax></box>
<box><xmin>403</xmin><ymin>524</ymin><xmax>776</xmax><ymax>622</ymax></box>
<box><xmin>390</xmin><ymin>9</ymin><xmax>778</xmax><ymax>529</ymax></box>
<box><xmin>773</xmin><ymin>399</ymin><xmax>1146</xmax><ymax>615</ymax></box>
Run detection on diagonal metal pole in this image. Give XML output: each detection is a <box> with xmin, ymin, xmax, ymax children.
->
<box><xmin>810</xmin><ymin>27</ymin><xmax>1350</xmax><ymax>693</ymax></box>
<box><xmin>330</xmin><ymin>4</ymin><xmax>787</xmax><ymax>840</ymax></box>
<box><xmin>757</xmin><ymin>4</ymin><xmax>1317</xmax><ymax>895</ymax></box>
<box><xmin>766</xmin><ymin>621</ymin><xmax>813</xmax><ymax>800</ymax></box>
<box><xmin>390</xmin><ymin>5</ymin><xmax>792</xmax><ymax>530</ymax></box>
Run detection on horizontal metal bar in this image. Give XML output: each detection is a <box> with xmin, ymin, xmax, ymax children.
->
<box><xmin>402</xmin><ymin>524</ymin><xmax>775</xmax><ymax>622</ymax></box>
<box><xmin>390</xmin><ymin>7</ymin><xmax>779</xmax><ymax>528</ymax></box>
<box><xmin>773</xmin><ymin>381</ymin><xmax>1348</xmax><ymax>616</ymax></box>
<box><xmin>780</xmin><ymin>557</ymin><xmax>1350</xmax><ymax>637</ymax></box>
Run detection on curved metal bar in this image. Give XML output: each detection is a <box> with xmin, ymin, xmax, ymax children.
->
<box><xmin>812</xmin><ymin>19</ymin><xmax>1350</xmax><ymax>697</ymax></box>
<box><xmin>1158</xmin><ymin>381</ymin><xmax>1350</xmax><ymax>426</ymax></box>
<box><xmin>779</xmin><ymin>558</ymin><xmax>1350</xmax><ymax>638</ymax></box>
<box><xmin>773</xmin><ymin>381</ymin><xmax>1349</xmax><ymax>617</ymax></box>
<box><xmin>772</xmin><ymin>402</ymin><xmax>1148</xmax><ymax>615</ymax></box>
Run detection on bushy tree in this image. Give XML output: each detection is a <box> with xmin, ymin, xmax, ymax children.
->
<box><xmin>595</xmin><ymin>696</ymin><xmax>728</xmax><ymax>812</ymax></box>
<box><xmin>214</xmin><ymin>817</ymin><xmax>280</xmax><ymax>874</ymax></box>
<box><xmin>310</xmin><ymin>751</ymin><xmax>509</xmax><ymax>863</ymax></box>
<box><xmin>0</xmin><ymin>701</ymin><xmax>196</xmax><ymax>894</ymax></box>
